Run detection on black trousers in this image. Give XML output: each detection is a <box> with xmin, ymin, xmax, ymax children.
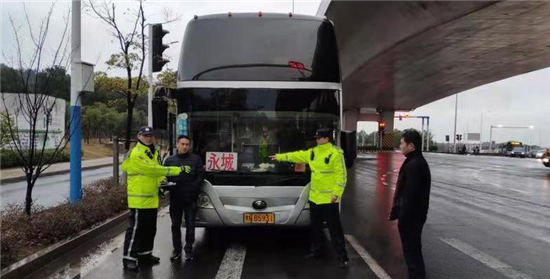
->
<box><xmin>309</xmin><ymin>201</ymin><xmax>348</xmax><ymax>260</ymax></box>
<box><xmin>398</xmin><ymin>218</ymin><xmax>426</xmax><ymax>279</ymax></box>
<box><xmin>123</xmin><ymin>208</ymin><xmax>158</xmax><ymax>263</ymax></box>
<box><xmin>170</xmin><ymin>199</ymin><xmax>197</xmax><ymax>253</ymax></box>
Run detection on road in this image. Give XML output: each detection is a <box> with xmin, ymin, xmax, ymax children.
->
<box><xmin>0</xmin><ymin>166</ymin><xmax>115</xmax><ymax>210</ymax></box>
<box><xmin>29</xmin><ymin>152</ymin><xmax>550</xmax><ymax>279</ymax></box>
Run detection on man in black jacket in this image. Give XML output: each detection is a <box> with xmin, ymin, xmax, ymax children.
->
<box><xmin>164</xmin><ymin>135</ymin><xmax>205</xmax><ymax>261</ymax></box>
<box><xmin>389</xmin><ymin>129</ymin><xmax>431</xmax><ymax>279</ymax></box>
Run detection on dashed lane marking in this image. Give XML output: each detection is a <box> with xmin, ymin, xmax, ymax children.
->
<box><xmin>215</xmin><ymin>243</ymin><xmax>247</xmax><ymax>279</ymax></box>
<box><xmin>440</xmin><ymin>238</ymin><xmax>533</xmax><ymax>279</ymax></box>
<box><xmin>345</xmin><ymin>235</ymin><xmax>392</xmax><ymax>279</ymax></box>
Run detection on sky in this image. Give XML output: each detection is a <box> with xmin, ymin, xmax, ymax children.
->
<box><xmin>358</xmin><ymin>68</ymin><xmax>550</xmax><ymax>147</ymax></box>
<box><xmin>2</xmin><ymin>0</ymin><xmax>549</xmax><ymax>147</ymax></box>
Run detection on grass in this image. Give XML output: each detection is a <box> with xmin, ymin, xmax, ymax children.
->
<box><xmin>78</xmin><ymin>139</ymin><xmax>114</xmax><ymax>160</ymax></box>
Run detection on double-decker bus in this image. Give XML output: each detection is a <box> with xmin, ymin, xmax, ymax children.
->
<box><xmin>155</xmin><ymin>13</ymin><xmax>353</xmax><ymax>227</ymax></box>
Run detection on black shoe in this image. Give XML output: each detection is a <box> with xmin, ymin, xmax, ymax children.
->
<box><xmin>337</xmin><ymin>257</ymin><xmax>350</xmax><ymax>268</ymax></box>
<box><xmin>170</xmin><ymin>250</ymin><xmax>182</xmax><ymax>261</ymax></box>
<box><xmin>123</xmin><ymin>260</ymin><xmax>139</xmax><ymax>271</ymax></box>
<box><xmin>139</xmin><ymin>254</ymin><xmax>160</xmax><ymax>265</ymax></box>
<box><xmin>185</xmin><ymin>251</ymin><xmax>194</xmax><ymax>261</ymax></box>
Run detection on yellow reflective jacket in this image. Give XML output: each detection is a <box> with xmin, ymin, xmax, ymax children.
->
<box><xmin>276</xmin><ymin>142</ymin><xmax>347</xmax><ymax>205</ymax></box>
<box><xmin>121</xmin><ymin>141</ymin><xmax>181</xmax><ymax>209</ymax></box>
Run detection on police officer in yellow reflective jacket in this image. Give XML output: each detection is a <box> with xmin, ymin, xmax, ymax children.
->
<box><xmin>121</xmin><ymin>126</ymin><xmax>189</xmax><ymax>271</ymax></box>
<box><xmin>270</xmin><ymin>128</ymin><xmax>349</xmax><ymax>268</ymax></box>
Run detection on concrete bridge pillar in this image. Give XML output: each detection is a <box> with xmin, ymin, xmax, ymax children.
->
<box><xmin>378</xmin><ymin>110</ymin><xmax>395</xmax><ymax>149</ymax></box>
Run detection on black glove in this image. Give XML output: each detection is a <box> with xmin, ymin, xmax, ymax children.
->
<box><xmin>389</xmin><ymin>204</ymin><xmax>400</xmax><ymax>221</ymax></box>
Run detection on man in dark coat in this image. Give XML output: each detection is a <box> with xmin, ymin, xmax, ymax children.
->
<box><xmin>389</xmin><ymin>129</ymin><xmax>431</xmax><ymax>279</ymax></box>
<box><xmin>164</xmin><ymin>135</ymin><xmax>205</xmax><ymax>261</ymax></box>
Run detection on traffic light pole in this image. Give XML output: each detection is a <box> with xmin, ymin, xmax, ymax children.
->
<box><xmin>147</xmin><ymin>24</ymin><xmax>154</xmax><ymax>127</ymax></box>
<box><xmin>395</xmin><ymin>115</ymin><xmax>430</xmax><ymax>151</ymax></box>
<box><xmin>453</xmin><ymin>94</ymin><xmax>459</xmax><ymax>154</ymax></box>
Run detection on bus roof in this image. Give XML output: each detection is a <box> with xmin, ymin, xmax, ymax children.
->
<box><xmin>191</xmin><ymin>12</ymin><xmax>328</xmax><ymax>23</ymax></box>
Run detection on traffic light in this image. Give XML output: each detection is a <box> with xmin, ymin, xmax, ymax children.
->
<box><xmin>459</xmin><ymin>134</ymin><xmax>463</xmax><ymax>141</ymax></box>
<box><xmin>151</xmin><ymin>24</ymin><xmax>170</xmax><ymax>72</ymax></box>
<box><xmin>456</xmin><ymin>134</ymin><xmax>460</xmax><ymax>141</ymax></box>
<box><xmin>378</xmin><ymin>122</ymin><xmax>386</xmax><ymax>133</ymax></box>
<box><xmin>446</xmin><ymin>135</ymin><xmax>450</xmax><ymax>142</ymax></box>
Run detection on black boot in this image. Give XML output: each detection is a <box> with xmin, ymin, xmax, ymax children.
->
<box><xmin>139</xmin><ymin>254</ymin><xmax>160</xmax><ymax>265</ymax></box>
<box><xmin>337</xmin><ymin>256</ymin><xmax>350</xmax><ymax>268</ymax></box>
<box><xmin>123</xmin><ymin>259</ymin><xmax>139</xmax><ymax>271</ymax></box>
<box><xmin>185</xmin><ymin>250</ymin><xmax>194</xmax><ymax>261</ymax></box>
<box><xmin>170</xmin><ymin>250</ymin><xmax>182</xmax><ymax>261</ymax></box>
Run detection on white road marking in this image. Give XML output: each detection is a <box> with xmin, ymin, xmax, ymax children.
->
<box><xmin>440</xmin><ymin>238</ymin><xmax>534</xmax><ymax>279</ymax></box>
<box><xmin>215</xmin><ymin>243</ymin><xmax>247</xmax><ymax>279</ymax></box>
<box><xmin>345</xmin><ymin>235</ymin><xmax>392</xmax><ymax>279</ymax></box>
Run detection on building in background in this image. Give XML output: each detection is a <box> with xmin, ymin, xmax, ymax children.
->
<box><xmin>0</xmin><ymin>93</ymin><xmax>66</xmax><ymax>150</ymax></box>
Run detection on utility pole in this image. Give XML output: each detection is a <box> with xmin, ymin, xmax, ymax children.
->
<box><xmin>479</xmin><ymin>113</ymin><xmax>483</xmax><ymax>151</ymax></box>
<box><xmin>452</xmin><ymin>94</ymin><xmax>458</xmax><ymax>153</ymax></box>
<box><xmin>70</xmin><ymin>0</ymin><xmax>82</xmax><ymax>203</ymax></box>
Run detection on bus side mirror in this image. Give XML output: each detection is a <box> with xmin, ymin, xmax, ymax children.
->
<box><xmin>340</xmin><ymin>130</ymin><xmax>357</xmax><ymax>168</ymax></box>
<box><xmin>152</xmin><ymin>98</ymin><xmax>168</xmax><ymax>130</ymax></box>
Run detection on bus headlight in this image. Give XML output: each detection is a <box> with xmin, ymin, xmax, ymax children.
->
<box><xmin>543</xmin><ymin>158</ymin><xmax>550</xmax><ymax>163</ymax></box>
<box><xmin>198</xmin><ymin>192</ymin><xmax>214</xmax><ymax>208</ymax></box>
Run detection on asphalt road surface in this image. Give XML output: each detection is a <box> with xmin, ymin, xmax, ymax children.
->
<box><xmin>1</xmin><ymin>166</ymin><xmax>115</xmax><ymax>210</ymax></box>
<box><xmin>31</xmin><ymin>153</ymin><xmax>550</xmax><ymax>279</ymax></box>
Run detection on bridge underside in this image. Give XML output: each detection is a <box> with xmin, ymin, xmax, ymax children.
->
<box><xmin>322</xmin><ymin>1</ymin><xmax>550</xmax><ymax>111</ymax></box>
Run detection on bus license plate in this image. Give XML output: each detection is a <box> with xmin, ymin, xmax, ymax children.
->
<box><xmin>244</xmin><ymin>213</ymin><xmax>275</xmax><ymax>224</ymax></box>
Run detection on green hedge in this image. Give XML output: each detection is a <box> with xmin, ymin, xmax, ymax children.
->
<box><xmin>0</xmin><ymin>149</ymin><xmax>70</xmax><ymax>169</ymax></box>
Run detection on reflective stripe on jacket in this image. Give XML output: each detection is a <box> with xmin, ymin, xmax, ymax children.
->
<box><xmin>121</xmin><ymin>141</ymin><xmax>181</xmax><ymax>208</ymax></box>
<box><xmin>276</xmin><ymin>142</ymin><xmax>347</xmax><ymax>204</ymax></box>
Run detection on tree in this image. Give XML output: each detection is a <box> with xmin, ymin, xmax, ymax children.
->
<box><xmin>82</xmin><ymin>102</ymin><xmax>123</xmax><ymax>144</ymax></box>
<box><xmin>156</xmin><ymin>68</ymin><xmax>177</xmax><ymax>88</ymax></box>
<box><xmin>85</xmin><ymin>1</ymin><xmax>179</xmax><ymax>150</ymax></box>
<box><xmin>1</xmin><ymin>3</ymin><xmax>75</xmax><ymax>215</ymax></box>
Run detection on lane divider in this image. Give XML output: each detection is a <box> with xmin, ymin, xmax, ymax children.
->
<box><xmin>215</xmin><ymin>243</ymin><xmax>247</xmax><ymax>279</ymax></box>
<box><xmin>440</xmin><ymin>238</ymin><xmax>533</xmax><ymax>279</ymax></box>
<box><xmin>345</xmin><ymin>235</ymin><xmax>392</xmax><ymax>279</ymax></box>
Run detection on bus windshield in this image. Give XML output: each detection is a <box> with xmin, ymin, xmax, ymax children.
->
<box><xmin>174</xmin><ymin>88</ymin><xmax>340</xmax><ymax>186</ymax></box>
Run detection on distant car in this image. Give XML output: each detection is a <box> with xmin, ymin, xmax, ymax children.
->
<box><xmin>532</xmin><ymin>149</ymin><xmax>546</xmax><ymax>159</ymax></box>
<box><xmin>509</xmin><ymin>147</ymin><xmax>527</xmax><ymax>158</ymax></box>
<box><xmin>541</xmin><ymin>148</ymin><xmax>550</xmax><ymax>168</ymax></box>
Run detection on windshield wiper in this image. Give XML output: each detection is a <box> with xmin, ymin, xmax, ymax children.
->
<box><xmin>192</xmin><ymin>63</ymin><xmax>312</xmax><ymax>80</ymax></box>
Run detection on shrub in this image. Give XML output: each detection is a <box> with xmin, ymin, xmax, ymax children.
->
<box><xmin>0</xmin><ymin>178</ymin><xmax>127</xmax><ymax>268</ymax></box>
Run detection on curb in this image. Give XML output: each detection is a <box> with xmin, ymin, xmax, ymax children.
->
<box><xmin>0</xmin><ymin>209</ymin><xmax>129</xmax><ymax>279</ymax></box>
<box><xmin>0</xmin><ymin>162</ymin><xmax>114</xmax><ymax>184</ymax></box>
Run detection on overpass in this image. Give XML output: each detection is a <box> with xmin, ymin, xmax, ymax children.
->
<box><xmin>317</xmin><ymin>0</ymin><xmax>550</xmax><ymax>146</ymax></box>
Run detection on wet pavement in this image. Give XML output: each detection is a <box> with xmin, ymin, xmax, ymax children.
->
<box><xmin>1</xmin><ymin>167</ymin><xmax>115</xmax><ymax>209</ymax></box>
<box><xmin>36</xmin><ymin>152</ymin><xmax>550</xmax><ymax>279</ymax></box>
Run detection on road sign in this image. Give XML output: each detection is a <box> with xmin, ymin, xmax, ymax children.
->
<box><xmin>467</xmin><ymin>133</ymin><xmax>481</xmax><ymax>141</ymax></box>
